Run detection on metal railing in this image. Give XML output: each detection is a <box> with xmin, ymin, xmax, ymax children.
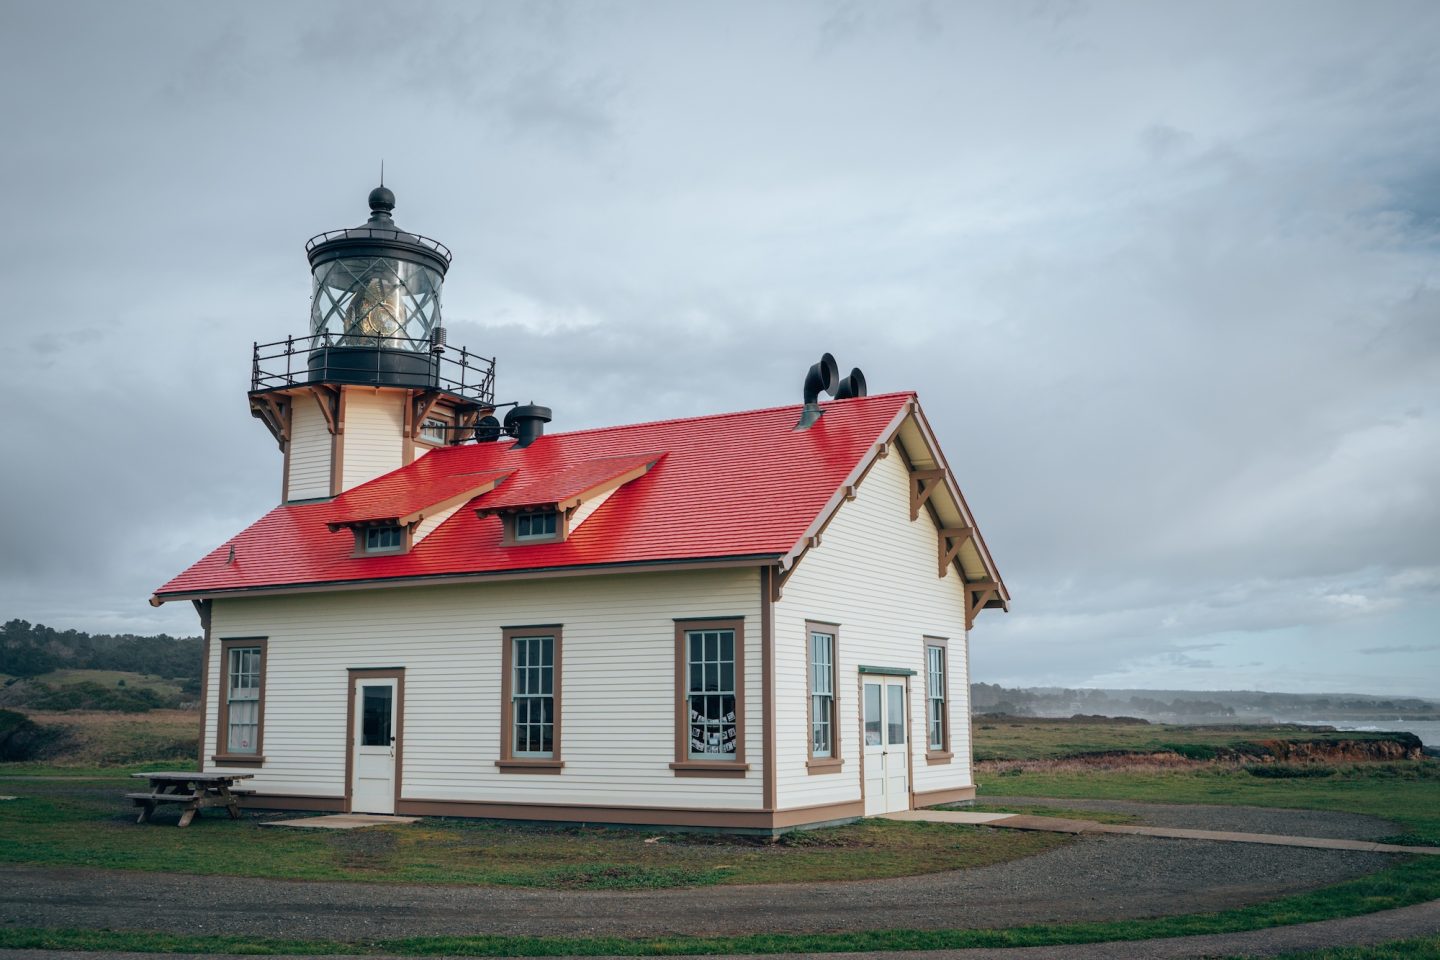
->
<box><xmin>251</xmin><ymin>333</ymin><xmax>495</xmax><ymax>406</ymax></box>
<box><xmin>305</xmin><ymin>226</ymin><xmax>452</xmax><ymax>264</ymax></box>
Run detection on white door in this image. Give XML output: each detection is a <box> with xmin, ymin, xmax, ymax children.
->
<box><xmin>351</xmin><ymin>677</ymin><xmax>397</xmax><ymax>814</ymax></box>
<box><xmin>863</xmin><ymin>677</ymin><xmax>910</xmax><ymax>815</ymax></box>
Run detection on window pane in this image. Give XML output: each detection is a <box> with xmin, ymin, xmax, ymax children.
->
<box><xmin>864</xmin><ymin>683</ymin><xmax>882</xmax><ymax>746</ymax></box>
<box><xmin>361</xmin><ymin>685</ymin><xmax>392</xmax><ymax>746</ymax></box>
<box><xmin>686</xmin><ymin>629</ymin><xmax>737</xmax><ymax>760</ymax></box>
<box><xmin>512</xmin><ymin>636</ymin><xmax>555</xmax><ymax>757</ymax></box>
<box><xmin>886</xmin><ymin>684</ymin><xmax>906</xmax><ymax>745</ymax></box>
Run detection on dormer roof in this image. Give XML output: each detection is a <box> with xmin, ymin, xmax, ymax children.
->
<box><xmin>152</xmin><ymin>392</ymin><xmax>1008</xmax><ymax>613</ymax></box>
<box><xmin>472</xmin><ymin>451</ymin><xmax>662</xmax><ymax>516</ymax></box>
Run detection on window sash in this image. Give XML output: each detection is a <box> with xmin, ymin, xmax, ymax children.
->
<box><xmin>516</xmin><ymin>511</ymin><xmax>557</xmax><ymax>540</ymax></box>
<box><xmin>686</xmin><ymin>629</ymin><xmax>737</xmax><ymax>760</ymax></box>
<box><xmin>809</xmin><ymin>632</ymin><xmax>835</xmax><ymax>758</ymax></box>
<box><xmin>420</xmin><ymin>417</ymin><xmax>448</xmax><ymax>442</ymax></box>
<box><xmin>927</xmin><ymin>645</ymin><xmax>947</xmax><ymax>750</ymax></box>
<box><xmin>226</xmin><ymin>646</ymin><xmax>261</xmax><ymax>754</ymax></box>
<box><xmin>365</xmin><ymin>526</ymin><xmax>403</xmax><ymax>552</ymax></box>
<box><xmin>511</xmin><ymin>635</ymin><xmax>555</xmax><ymax>757</ymax></box>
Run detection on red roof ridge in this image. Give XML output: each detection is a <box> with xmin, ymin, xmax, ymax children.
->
<box><xmin>516</xmin><ymin>390</ymin><xmax>919</xmax><ymax>444</ymax></box>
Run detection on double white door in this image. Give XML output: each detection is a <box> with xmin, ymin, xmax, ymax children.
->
<box><xmin>863</xmin><ymin>677</ymin><xmax>910</xmax><ymax>815</ymax></box>
<box><xmin>351</xmin><ymin>677</ymin><xmax>397</xmax><ymax>814</ymax></box>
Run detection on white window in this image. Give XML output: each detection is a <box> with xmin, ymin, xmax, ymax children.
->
<box><xmin>515</xmin><ymin>511</ymin><xmax>558</xmax><ymax>541</ymax></box>
<box><xmin>226</xmin><ymin>646</ymin><xmax>261</xmax><ymax>754</ymax></box>
<box><xmin>810</xmin><ymin>630</ymin><xmax>835</xmax><ymax>758</ymax></box>
<box><xmin>365</xmin><ymin>526</ymin><xmax>403</xmax><ymax>553</ymax></box>
<box><xmin>510</xmin><ymin>634</ymin><xmax>555</xmax><ymax>757</ymax></box>
<box><xmin>686</xmin><ymin>628</ymin><xmax>737</xmax><ymax>760</ymax></box>
<box><xmin>420</xmin><ymin>417</ymin><xmax>448</xmax><ymax>443</ymax></box>
<box><xmin>927</xmin><ymin>644</ymin><xmax>947</xmax><ymax>750</ymax></box>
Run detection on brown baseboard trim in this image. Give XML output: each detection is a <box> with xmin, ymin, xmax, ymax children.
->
<box><xmin>239</xmin><ymin>793</ymin><xmax>345</xmax><ymax>812</ymax></box>
<box><xmin>396</xmin><ymin>796</ymin><xmax>865</xmax><ymax>831</ymax></box>
<box><xmin>913</xmin><ymin>784</ymin><xmax>976</xmax><ymax>807</ymax></box>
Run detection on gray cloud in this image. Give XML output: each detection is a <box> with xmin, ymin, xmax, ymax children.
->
<box><xmin>1</xmin><ymin>1</ymin><xmax>1436</xmax><ymax>695</ymax></box>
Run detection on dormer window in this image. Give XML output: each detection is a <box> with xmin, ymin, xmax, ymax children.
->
<box><xmin>515</xmin><ymin>510</ymin><xmax>558</xmax><ymax>541</ymax></box>
<box><xmin>364</xmin><ymin>525</ymin><xmax>405</xmax><ymax>554</ymax></box>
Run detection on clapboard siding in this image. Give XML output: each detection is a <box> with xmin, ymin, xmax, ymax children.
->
<box><xmin>773</xmin><ymin>444</ymin><xmax>972</xmax><ymax>811</ymax></box>
<box><xmin>341</xmin><ymin>390</ymin><xmax>405</xmax><ymax>491</ymax></box>
<box><xmin>205</xmin><ymin>567</ymin><xmax>765</xmax><ymax>810</ymax></box>
<box><xmin>286</xmin><ymin>399</ymin><xmax>332</xmax><ymax>501</ymax></box>
<box><xmin>413</xmin><ymin>503</ymin><xmax>462</xmax><ymax>543</ymax></box>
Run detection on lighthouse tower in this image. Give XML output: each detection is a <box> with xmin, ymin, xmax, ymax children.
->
<box><xmin>249</xmin><ymin>186</ymin><xmax>496</xmax><ymax>502</ymax></box>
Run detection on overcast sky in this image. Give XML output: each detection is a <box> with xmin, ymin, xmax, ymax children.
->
<box><xmin>1</xmin><ymin>1</ymin><xmax>1436</xmax><ymax>696</ymax></box>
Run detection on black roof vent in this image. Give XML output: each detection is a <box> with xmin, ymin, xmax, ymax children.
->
<box><xmin>834</xmin><ymin>367</ymin><xmax>867</xmax><ymax>400</ymax></box>
<box><xmin>505</xmin><ymin>403</ymin><xmax>552</xmax><ymax>448</ymax></box>
<box><xmin>795</xmin><ymin>353</ymin><xmax>866</xmax><ymax>429</ymax></box>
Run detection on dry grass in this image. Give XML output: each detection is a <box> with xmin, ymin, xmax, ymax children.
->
<box><xmin>16</xmin><ymin>709</ymin><xmax>197</xmax><ymax>766</ymax></box>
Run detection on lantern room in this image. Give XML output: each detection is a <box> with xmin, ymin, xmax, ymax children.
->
<box><xmin>304</xmin><ymin>185</ymin><xmax>452</xmax><ymax>389</ymax></box>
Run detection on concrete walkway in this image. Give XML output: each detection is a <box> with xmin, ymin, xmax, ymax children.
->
<box><xmin>887</xmin><ymin>808</ymin><xmax>1440</xmax><ymax>855</ymax></box>
<box><xmin>261</xmin><ymin>814</ymin><xmax>418</xmax><ymax>830</ymax></box>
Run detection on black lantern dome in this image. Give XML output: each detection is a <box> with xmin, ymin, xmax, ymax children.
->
<box><xmin>303</xmin><ymin>186</ymin><xmax>454</xmax><ymax>388</ymax></box>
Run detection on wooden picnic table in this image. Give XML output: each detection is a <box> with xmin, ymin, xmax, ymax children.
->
<box><xmin>126</xmin><ymin>771</ymin><xmax>255</xmax><ymax>827</ymax></box>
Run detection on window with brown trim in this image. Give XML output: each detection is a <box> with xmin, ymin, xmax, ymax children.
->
<box><xmin>214</xmin><ymin>637</ymin><xmax>267</xmax><ymax>765</ymax></box>
<box><xmin>498</xmin><ymin>626</ymin><xmax>563</xmax><ymax>772</ymax></box>
<box><xmin>419</xmin><ymin>416</ymin><xmax>450</xmax><ymax>444</ymax></box>
<box><xmin>924</xmin><ymin>637</ymin><xmax>951</xmax><ymax>762</ymax></box>
<box><xmin>672</xmin><ymin>618</ymin><xmax>747</xmax><ymax>776</ymax></box>
<box><xmin>806</xmin><ymin>621</ymin><xmax>842</xmax><ymax>773</ymax></box>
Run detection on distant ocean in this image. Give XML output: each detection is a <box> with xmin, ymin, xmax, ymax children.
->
<box><xmin>1289</xmin><ymin>719</ymin><xmax>1440</xmax><ymax>750</ymax></box>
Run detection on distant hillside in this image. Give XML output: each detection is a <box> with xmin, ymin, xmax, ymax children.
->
<box><xmin>0</xmin><ymin>620</ymin><xmax>202</xmax><ymax>711</ymax></box>
<box><xmin>0</xmin><ymin>620</ymin><xmax>201</xmax><ymax>681</ymax></box>
<box><xmin>971</xmin><ymin>682</ymin><xmax>1440</xmax><ymax>724</ymax></box>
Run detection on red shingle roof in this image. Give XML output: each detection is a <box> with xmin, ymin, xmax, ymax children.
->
<box><xmin>153</xmin><ymin>392</ymin><xmax>914</xmax><ymax>600</ymax></box>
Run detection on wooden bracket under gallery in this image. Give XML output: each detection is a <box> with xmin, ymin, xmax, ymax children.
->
<box><xmin>410</xmin><ymin>391</ymin><xmax>445</xmax><ymax>439</ymax></box>
<box><xmin>311</xmin><ymin>385</ymin><xmax>341</xmax><ymax>436</ymax></box>
<box><xmin>937</xmin><ymin>526</ymin><xmax>973</xmax><ymax>578</ymax></box>
<box><xmin>248</xmin><ymin>395</ymin><xmax>289</xmax><ymax>449</ymax></box>
<box><xmin>910</xmin><ymin>469</ymin><xmax>946</xmax><ymax>521</ymax></box>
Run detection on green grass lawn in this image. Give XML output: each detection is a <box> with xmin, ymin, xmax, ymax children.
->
<box><xmin>972</xmin><ymin>716</ymin><xmax>1418</xmax><ymax>762</ymax></box>
<box><xmin>0</xmin><ymin>769</ymin><xmax>1066</xmax><ymax>889</ymax></box>
<box><xmin>3</xmin><ymin>716</ymin><xmax>1439</xmax><ymax>954</ymax></box>
<box><xmin>977</xmin><ymin>760</ymin><xmax>1440</xmax><ymax>844</ymax></box>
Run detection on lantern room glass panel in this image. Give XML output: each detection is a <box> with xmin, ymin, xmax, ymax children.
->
<box><xmin>310</xmin><ymin>257</ymin><xmax>443</xmax><ymax>349</ymax></box>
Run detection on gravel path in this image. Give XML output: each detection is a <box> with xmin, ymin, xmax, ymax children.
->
<box><xmin>976</xmin><ymin>796</ymin><xmax>1401</xmax><ymax>839</ymax></box>
<box><xmin>0</xmin><ymin>833</ymin><xmax>1394</xmax><ymax>940</ymax></box>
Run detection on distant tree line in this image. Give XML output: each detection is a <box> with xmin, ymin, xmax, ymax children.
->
<box><xmin>0</xmin><ymin>620</ymin><xmax>202</xmax><ymax>684</ymax></box>
<box><xmin>969</xmin><ymin>682</ymin><xmax>1438</xmax><ymax>721</ymax></box>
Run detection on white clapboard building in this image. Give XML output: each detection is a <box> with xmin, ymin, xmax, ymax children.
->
<box><xmin>152</xmin><ymin>187</ymin><xmax>1009</xmax><ymax>831</ymax></box>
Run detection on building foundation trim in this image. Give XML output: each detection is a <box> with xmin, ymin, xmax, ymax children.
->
<box><xmin>913</xmin><ymin>784</ymin><xmax>976</xmax><ymax>807</ymax></box>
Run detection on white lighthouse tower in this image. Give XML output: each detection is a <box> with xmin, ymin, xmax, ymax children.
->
<box><xmin>249</xmin><ymin>186</ymin><xmax>499</xmax><ymax>502</ymax></box>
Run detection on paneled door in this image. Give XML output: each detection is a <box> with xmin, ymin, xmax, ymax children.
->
<box><xmin>351</xmin><ymin>677</ymin><xmax>397</xmax><ymax>814</ymax></box>
<box><xmin>862</xmin><ymin>677</ymin><xmax>910</xmax><ymax>815</ymax></box>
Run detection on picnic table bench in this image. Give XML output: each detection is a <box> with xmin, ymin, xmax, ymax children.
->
<box><xmin>127</xmin><ymin>771</ymin><xmax>255</xmax><ymax>827</ymax></box>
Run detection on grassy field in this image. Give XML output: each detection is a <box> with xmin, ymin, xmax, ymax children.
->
<box><xmin>0</xmin><ymin>770</ymin><xmax>1065</xmax><ymax>889</ymax></box>
<box><xmin>6</xmin><ymin>709</ymin><xmax>197</xmax><ymax>766</ymax></box>
<box><xmin>2</xmin><ymin>713</ymin><xmax>1439</xmax><ymax>954</ymax></box>
<box><xmin>972</xmin><ymin>716</ymin><xmax>1419</xmax><ymax>762</ymax></box>
<box><xmin>977</xmin><ymin>762</ymin><xmax>1440</xmax><ymax>845</ymax></box>
<box><xmin>35</xmin><ymin>669</ymin><xmax>188</xmax><ymax>697</ymax></box>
